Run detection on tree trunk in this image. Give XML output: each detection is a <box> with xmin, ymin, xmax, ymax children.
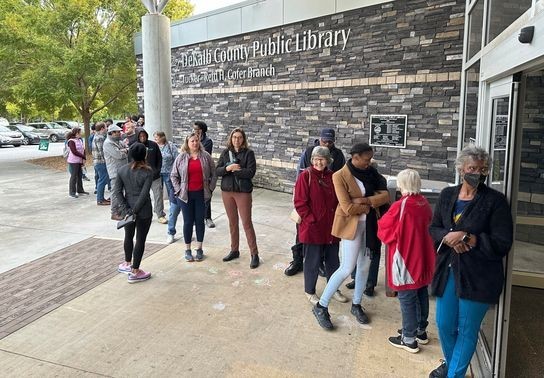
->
<box><xmin>81</xmin><ymin>110</ymin><xmax>92</xmax><ymax>152</ymax></box>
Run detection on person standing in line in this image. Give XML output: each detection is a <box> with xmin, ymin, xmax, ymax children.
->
<box><xmin>66</xmin><ymin>127</ymin><xmax>89</xmax><ymax>198</ymax></box>
<box><xmin>428</xmin><ymin>146</ymin><xmax>513</xmax><ymax>378</ymax></box>
<box><xmin>136</xmin><ymin>129</ymin><xmax>167</xmax><ymax>224</ymax></box>
<box><xmin>170</xmin><ymin>132</ymin><xmax>217</xmax><ymax>261</ymax></box>
<box><xmin>123</xmin><ymin>120</ymin><xmax>138</xmax><ymax>148</ymax></box>
<box><xmin>193</xmin><ymin>121</ymin><xmax>215</xmax><ymax>228</ymax></box>
<box><xmin>103</xmin><ymin>124</ymin><xmax>129</xmax><ymax>220</ymax></box>
<box><xmin>377</xmin><ymin>169</ymin><xmax>435</xmax><ymax>353</ymax></box>
<box><xmin>92</xmin><ymin>122</ymin><xmax>111</xmax><ymax>206</ymax></box>
<box><xmin>284</xmin><ymin>128</ymin><xmax>346</xmax><ymax>277</ymax></box>
<box><xmin>216</xmin><ymin>127</ymin><xmax>260</xmax><ymax>269</ymax></box>
<box><xmin>116</xmin><ymin>143</ymin><xmax>154</xmax><ymax>283</ymax></box>
<box><xmin>154</xmin><ymin>131</ymin><xmax>180</xmax><ymax>244</ymax></box>
<box><xmin>294</xmin><ymin>146</ymin><xmax>345</xmax><ymax>306</ymax></box>
<box><xmin>312</xmin><ymin>142</ymin><xmax>389</xmax><ymax>330</ymax></box>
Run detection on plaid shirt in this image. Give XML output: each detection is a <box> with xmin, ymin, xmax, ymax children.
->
<box><xmin>92</xmin><ymin>133</ymin><xmax>106</xmax><ymax>165</ymax></box>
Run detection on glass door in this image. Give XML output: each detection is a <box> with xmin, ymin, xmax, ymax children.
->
<box><xmin>474</xmin><ymin>76</ymin><xmax>518</xmax><ymax>377</ymax></box>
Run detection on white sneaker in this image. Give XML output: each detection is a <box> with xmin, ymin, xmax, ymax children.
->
<box><xmin>166</xmin><ymin>234</ymin><xmax>174</xmax><ymax>244</ymax></box>
<box><xmin>306</xmin><ymin>293</ymin><xmax>320</xmax><ymax>306</ymax></box>
<box><xmin>333</xmin><ymin>290</ymin><xmax>349</xmax><ymax>303</ymax></box>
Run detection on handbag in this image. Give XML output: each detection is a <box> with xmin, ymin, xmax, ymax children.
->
<box><xmin>289</xmin><ymin>168</ymin><xmax>311</xmax><ymax>224</ymax></box>
<box><xmin>117</xmin><ymin>214</ymin><xmax>135</xmax><ymax>229</ymax></box>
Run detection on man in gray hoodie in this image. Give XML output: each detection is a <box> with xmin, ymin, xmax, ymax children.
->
<box><xmin>103</xmin><ymin>124</ymin><xmax>129</xmax><ymax>220</ymax></box>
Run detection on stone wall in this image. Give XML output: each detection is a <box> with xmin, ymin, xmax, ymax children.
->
<box><xmin>137</xmin><ymin>0</ymin><xmax>465</xmax><ymax>193</ymax></box>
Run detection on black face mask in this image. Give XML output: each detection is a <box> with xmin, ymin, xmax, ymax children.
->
<box><xmin>464</xmin><ymin>173</ymin><xmax>487</xmax><ymax>187</ymax></box>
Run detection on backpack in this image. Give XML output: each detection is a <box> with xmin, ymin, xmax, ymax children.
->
<box><xmin>63</xmin><ymin>141</ymin><xmax>70</xmax><ymax>159</ymax></box>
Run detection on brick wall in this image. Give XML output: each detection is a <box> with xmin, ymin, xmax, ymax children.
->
<box><xmin>137</xmin><ymin>0</ymin><xmax>465</xmax><ymax>193</ymax></box>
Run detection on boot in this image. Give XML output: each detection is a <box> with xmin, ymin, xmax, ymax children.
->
<box><xmin>284</xmin><ymin>246</ymin><xmax>303</xmax><ymax>276</ymax></box>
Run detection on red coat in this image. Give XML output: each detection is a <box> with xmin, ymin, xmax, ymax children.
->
<box><xmin>294</xmin><ymin>167</ymin><xmax>339</xmax><ymax>245</ymax></box>
<box><xmin>377</xmin><ymin>194</ymin><xmax>436</xmax><ymax>291</ymax></box>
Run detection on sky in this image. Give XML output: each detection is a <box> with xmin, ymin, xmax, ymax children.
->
<box><xmin>190</xmin><ymin>0</ymin><xmax>244</xmax><ymax>15</ymax></box>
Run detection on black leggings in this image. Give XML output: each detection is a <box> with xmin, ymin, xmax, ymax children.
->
<box><xmin>68</xmin><ymin>163</ymin><xmax>84</xmax><ymax>195</ymax></box>
<box><xmin>124</xmin><ymin>216</ymin><xmax>152</xmax><ymax>269</ymax></box>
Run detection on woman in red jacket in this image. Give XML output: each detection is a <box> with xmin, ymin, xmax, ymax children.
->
<box><xmin>377</xmin><ymin>169</ymin><xmax>436</xmax><ymax>353</ymax></box>
<box><xmin>294</xmin><ymin>146</ymin><xmax>346</xmax><ymax>305</ymax></box>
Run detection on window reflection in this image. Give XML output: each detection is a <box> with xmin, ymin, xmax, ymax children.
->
<box><xmin>468</xmin><ymin>0</ymin><xmax>484</xmax><ymax>60</ymax></box>
<box><xmin>488</xmin><ymin>0</ymin><xmax>532</xmax><ymax>43</ymax></box>
<box><xmin>462</xmin><ymin>61</ymin><xmax>480</xmax><ymax>147</ymax></box>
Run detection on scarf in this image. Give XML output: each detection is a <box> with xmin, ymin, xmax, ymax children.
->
<box><xmin>346</xmin><ymin>159</ymin><xmax>377</xmax><ymax>196</ymax></box>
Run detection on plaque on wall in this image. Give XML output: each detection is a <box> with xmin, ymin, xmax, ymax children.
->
<box><xmin>493</xmin><ymin>114</ymin><xmax>508</xmax><ymax>149</ymax></box>
<box><xmin>369</xmin><ymin>115</ymin><xmax>407</xmax><ymax>148</ymax></box>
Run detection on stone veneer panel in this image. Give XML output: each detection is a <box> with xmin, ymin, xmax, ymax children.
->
<box><xmin>136</xmin><ymin>0</ymin><xmax>465</xmax><ymax>193</ymax></box>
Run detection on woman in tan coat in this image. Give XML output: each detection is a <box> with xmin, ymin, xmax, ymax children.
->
<box><xmin>312</xmin><ymin>143</ymin><xmax>389</xmax><ymax>330</ymax></box>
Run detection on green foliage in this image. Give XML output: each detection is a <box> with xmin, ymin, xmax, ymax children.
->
<box><xmin>0</xmin><ymin>0</ymin><xmax>192</xmax><ymax>131</ymax></box>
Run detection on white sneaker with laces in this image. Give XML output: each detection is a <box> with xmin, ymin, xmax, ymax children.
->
<box><xmin>166</xmin><ymin>234</ymin><xmax>174</xmax><ymax>244</ymax></box>
<box><xmin>333</xmin><ymin>290</ymin><xmax>349</xmax><ymax>303</ymax></box>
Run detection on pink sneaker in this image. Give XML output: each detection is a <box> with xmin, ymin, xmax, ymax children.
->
<box><xmin>127</xmin><ymin>270</ymin><xmax>151</xmax><ymax>283</ymax></box>
<box><xmin>118</xmin><ymin>261</ymin><xmax>132</xmax><ymax>274</ymax></box>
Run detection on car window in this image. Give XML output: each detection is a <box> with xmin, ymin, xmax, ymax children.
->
<box><xmin>48</xmin><ymin>123</ymin><xmax>64</xmax><ymax>129</ymax></box>
<box><xmin>0</xmin><ymin>125</ymin><xmax>11</xmax><ymax>132</ymax></box>
<box><xmin>18</xmin><ymin>125</ymin><xmax>35</xmax><ymax>131</ymax></box>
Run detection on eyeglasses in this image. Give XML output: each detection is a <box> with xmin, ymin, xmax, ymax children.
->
<box><xmin>465</xmin><ymin>165</ymin><xmax>489</xmax><ymax>175</ymax></box>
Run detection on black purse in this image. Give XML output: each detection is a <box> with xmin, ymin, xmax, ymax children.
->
<box><xmin>117</xmin><ymin>214</ymin><xmax>135</xmax><ymax>229</ymax></box>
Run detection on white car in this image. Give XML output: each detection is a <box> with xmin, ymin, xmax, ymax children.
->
<box><xmin>0</xmin><ymin>125</ymin><xmax>24</xmax><ymax>147</ymax></box>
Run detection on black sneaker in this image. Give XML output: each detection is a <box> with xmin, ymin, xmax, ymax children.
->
<box><xmin>364</xmin><ymin>286</ymin><xmax>375</xmax><ymax>297</ymax></box>
<box><xmin>345</xmin><ymin>280</ymin><xmax>355</xmax><ymax>289</ymax></box>
<box><xmin>312</xmin><ymin>304</ymin><xmax>333</xmax><ymax>330</ymax></box>
<box><xmin>388</xmin><ymin>335</ymin><xmax>419</xmax><ymax>353</ymax></box>
<box><xmin>350</xmin><ymin>304</ymin><xmax>370</xmax><ymax>324</ymax></box>
<box><xmin>429</xmin><ymin>361</ymin><xmax>447</xmax><ymax>378</ymax></box>
<box><xmin>397</xmin><ymin>329</ymin><xmax>429</xmax><ymax>344</ymax></box>
<box><xmin>195</xmin><ymin>249</ymin><xmax>204</xmax><ymax>261</ymax></box>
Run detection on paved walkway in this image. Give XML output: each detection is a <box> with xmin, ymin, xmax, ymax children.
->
<box><xmin>0</xmin><ymin>160</ymin><xmax>445</xmax><ymax>377</ymax></box>
<box><xmin>0</xmin><ymin>238</ymin><xmax>164</xmax><ymax>340</ymax></box>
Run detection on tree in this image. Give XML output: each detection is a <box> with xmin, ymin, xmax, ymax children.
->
<box><xmin>0</xmin><ymin>0</ymin><xmax>193</xmax><ymax>145</ymax></box>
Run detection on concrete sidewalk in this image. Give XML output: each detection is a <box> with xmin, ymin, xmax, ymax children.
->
<box><xmin>0</xmin><ymin>162</ymin><xmax>443</xmax><ymax>377</ymax></box>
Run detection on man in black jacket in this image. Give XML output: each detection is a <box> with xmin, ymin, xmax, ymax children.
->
<box><xmin>137</xmin><ymin>129</ymin><xmax>166</xmax><ymax>224</ymax></box>
<box><xmin>285</xmin><ymin>128</ymin><xmax>346</xmax><ymax>276</ymax></box>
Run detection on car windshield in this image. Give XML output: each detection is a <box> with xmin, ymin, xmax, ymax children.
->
<box><xmin>0</xmin><ymin>125</ymin><xmax>11</xmax><ymax>132</ymax></box>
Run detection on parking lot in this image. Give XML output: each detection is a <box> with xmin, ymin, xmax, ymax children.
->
<box><xmin>0</xmin><ymin>142</ymin><xmax>63</xmax><ymax>162</ymax></box>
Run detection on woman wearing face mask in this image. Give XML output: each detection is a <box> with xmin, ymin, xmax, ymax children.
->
<box><xmin>428</xmin><ymin>145</ymin><xmax>513</xmax><ymax>378</ymax></box>
<box><xmin>312</xmin><ymin>142</ymin><xmax>389</xmax><ymax>330</ymax></box>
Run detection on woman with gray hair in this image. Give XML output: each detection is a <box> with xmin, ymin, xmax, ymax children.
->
<box><xmin>377</xmin><ymin>169</ymin><xmax>435</xmax><ymax>353</ymax></box>
<box><xmin>294</xmin><ymin>146</ymin><xmax>342</xmax><ymax>305</ymax></box>
<box><xmin>428</xmin><ymin>145</ymin><xmax>513</xmax><ymax>377</ymax></box>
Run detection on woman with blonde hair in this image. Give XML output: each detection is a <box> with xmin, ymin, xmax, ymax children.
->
<box><xmin>171</xmin><ymin>132</ymin><xmax>217</xmax><ymax>262</ymax></box>
<box><xmin>377</xmin><ymin>169</ymin><xmax>435</xmax><ymax>353</ymax></box>
<box><xmin>216</xmin><ymin>127</ymin><xmax>260</xmax><ymax>268</ymax></box>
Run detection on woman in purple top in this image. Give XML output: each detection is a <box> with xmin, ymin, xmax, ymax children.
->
<box><xmin>66</xmin><ymin>127</ymin><xmax>89</xmax><ymax>198</ymax></box>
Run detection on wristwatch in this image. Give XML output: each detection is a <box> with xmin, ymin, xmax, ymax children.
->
<box><xmin>462</xmin><ymin>233</ymin><xmax>471</xmax><ymax>244</ymax></box>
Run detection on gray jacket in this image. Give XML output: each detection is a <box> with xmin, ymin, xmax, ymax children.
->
<box><xmin>171</xmin><ymin>151</ymin><xmax>217</xmax><ymax>202</ymax></box>
<box><xmin>103</xmin><ymin>135</ymin><xmax>128</xmax><ymax>179</ymax></box>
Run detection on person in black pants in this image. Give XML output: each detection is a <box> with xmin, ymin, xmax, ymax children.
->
<box><xmin>285</xmin><ymin>128</ymin><xmax>345</xmax><ymax>276</ymax></box>
<box><xmin>115</xmin><ymin>143</ymin><xmax>154</xmax><ymax>283</ymax></box>
<box><xmin>193</xmin><ymin>121</ymin><xmax>215</xmax><ymax>228</ymax></box>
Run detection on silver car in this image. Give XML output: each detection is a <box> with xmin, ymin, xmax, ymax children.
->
<box><xmin>0</xmin><ymin>125</ymin><xmax>24</xmax><ymax>147</ymax></box>
<box><xmin>27</xmin><ymin>122</ymin><xmax>71</xmax><ymax>142</ymax></box>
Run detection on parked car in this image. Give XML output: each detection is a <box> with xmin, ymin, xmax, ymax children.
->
<box><xmin>54</xmin><ymin>120</ymin><xmax>81</xmax><ymax>129</ymax></box>
<box><xmin>8</xmin><ymin>124</ymin><xmax>47</xmax><ymax>145</ymax></box>
<box><xmin>27</xmin><ymin>122</ymin><xmax>70</xmax><ymax>142</ymax></box>
<box><xmin>0</xmin><ymin>125</ymin><xmax>24</xmax><ymax>147</ymax></box>
<box><xmin>0</xmin><ymin>117</ymin><xmax>9</xmax><ymax>127</ymax></box>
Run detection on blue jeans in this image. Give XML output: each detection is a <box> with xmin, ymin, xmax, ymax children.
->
<box><xmin>179</xmin><ymin>190</ymin><xmax>206</xmax><ymax>244</ymax></box>
<box><xmin>397</xmin><ymin>286</ymin><xmax>429</xmax><ymax>342</ymax></box>
<box><xmin>161</xmin><ymin>173</ymin><xmax>176</xmax><ymax>204</ymax></box>
<box><xmin>319</xmin><ymin>221</ymin><xmax>371</xmax><ymax>307</ymax></box>
<box><xmin>164</xmin><ymin>174</ymin><xmax>181</xmax><ymax>236</ymax></box>
<box><xmin>436</xmin><ymin>269</ymin><xmax>489</xmax><ymax>378</ymax></box>
<box><xmin>94</xmin><ymin>163</ymin><xmax>110</xmax><ymax>202</ymax></box>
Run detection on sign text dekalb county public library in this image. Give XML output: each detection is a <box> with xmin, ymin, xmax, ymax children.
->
<box><xmin>174</xmin><ymin>28</ymin><xmax>351</xmax><ymax>84</ymax></box>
